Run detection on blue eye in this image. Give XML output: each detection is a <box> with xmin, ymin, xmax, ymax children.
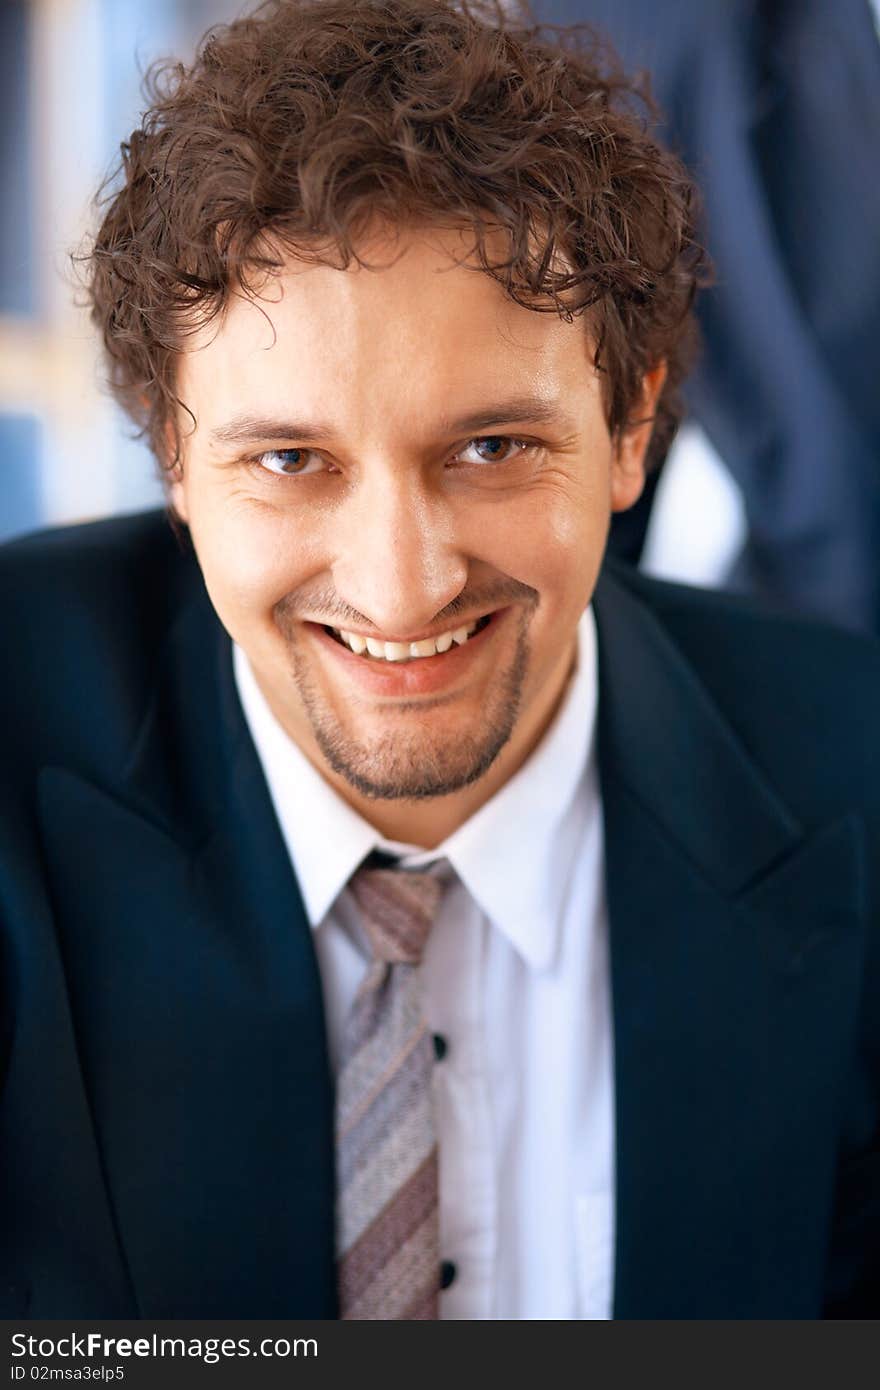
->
<box><xmin>458</xmin><ymin>436</ymin><xmax>528</xmax><ymax>465</ymax></box>
<box><xmin>256</xmin><ymin>448</ymin><xmax>323</xmax><ymax>476</ymax></box>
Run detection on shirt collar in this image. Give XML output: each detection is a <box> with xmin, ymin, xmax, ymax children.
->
<box><xmin>233</xmin><ymin>606</ymin><xmax>598</xmax><ymax>971</ymax></box>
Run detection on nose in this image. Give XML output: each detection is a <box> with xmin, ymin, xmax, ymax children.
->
<box><xmin>331</xmin><ymin>467</ymin><xmax>468</xmax><ymax>638</ymax></box>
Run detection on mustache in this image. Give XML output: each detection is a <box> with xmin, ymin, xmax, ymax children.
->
<box><xmin>275</xmin><ymin>576</ymin><xmax>538</xmax><ymax>630</ymax></box>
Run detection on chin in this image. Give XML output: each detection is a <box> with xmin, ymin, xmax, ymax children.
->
<box><xmin>311</xmin><ymin>721</ymin><xmax>517</xmax><ymax>802</ymax></box>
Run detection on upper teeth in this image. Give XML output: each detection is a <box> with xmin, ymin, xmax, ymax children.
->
<box><xmin>333</xmin><ymin>621</ymin><xmax>479</xmax><ymax>661</ymax></box>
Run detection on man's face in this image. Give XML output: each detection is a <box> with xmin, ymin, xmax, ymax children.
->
<box><xmin>173</xmin><ymin>226</ymin><xmax>654</xmax><ymax>833</ymax></box>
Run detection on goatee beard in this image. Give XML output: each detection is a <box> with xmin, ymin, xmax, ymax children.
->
<box><xmin>283</xmin><ymin>609</ymin><xmax>531</xmax><ymax>801</ymax></box>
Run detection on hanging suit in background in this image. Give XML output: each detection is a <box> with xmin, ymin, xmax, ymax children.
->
<box><xmin>538</xmin><ymin>0</ymin><xmax>880</xmax><ymax>631</ymax></box>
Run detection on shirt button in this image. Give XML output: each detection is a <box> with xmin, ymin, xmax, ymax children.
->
<box><xmin>432</xmin><ymin>1033</ymin><xmax>448</xmax><ymax>1061</ymax></box>
<box><xmin>440</xmin><ymin>1260</ymin><xmax>457</xmax><ymax>1290</ymax></box>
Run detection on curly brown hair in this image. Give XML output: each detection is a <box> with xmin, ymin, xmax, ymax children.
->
<box><xmin>83</xmin><ymin>0</ymin><xmax>706</xmax><ymax>475</ymax></box>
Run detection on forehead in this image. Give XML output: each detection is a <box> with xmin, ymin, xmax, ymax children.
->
<box><xmin>177</xmin><ymin>226</ymin><xmax>597</xmax><ymax>430</ymax></box>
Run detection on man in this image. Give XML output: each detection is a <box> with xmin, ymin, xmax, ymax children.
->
<box><xmin>1</xmin><ymin>0</ymin><xmax>878</xmax><ymax>1319</ymax></box>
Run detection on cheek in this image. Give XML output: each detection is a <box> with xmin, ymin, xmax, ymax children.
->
<box><xmin>186</xmin><ymin>493</ymin><xmax>325</xmax><ymax>632</ymax></box>
<box><xmin>483</xmin><ymin>473</ymin><xmax>606</xmax><ymax>599</ymax></box>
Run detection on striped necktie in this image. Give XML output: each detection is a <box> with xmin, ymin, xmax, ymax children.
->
<box><xmin>335</xmin><ymin>864</ymin><xmax>444</xmax><ymax>1320</ymax></box>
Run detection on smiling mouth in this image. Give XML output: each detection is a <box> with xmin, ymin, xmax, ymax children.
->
<box><xmin>322</xmin><ymin>613</ymin><xmax>494</xmax><ymax>663</ymax></box>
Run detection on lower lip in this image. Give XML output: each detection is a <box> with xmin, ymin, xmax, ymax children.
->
<box><xmin>307</xmin><ymin>609</ymin><xmax>508</xmax><ymax>697</ymax></box>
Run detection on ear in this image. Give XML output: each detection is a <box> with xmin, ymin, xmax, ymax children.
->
<box><xmin>168</xmin><ymin>473</ymin><xmax>188</xmax><ymax>525</ymax></box>
<box><xmin>610</xmin><ymin>361</ymin><xmax>668</xmax><ymax>513</ymax></box>
<box><xmin>162</xmin><ymin>420</ymin><xmax>189</xmax><ymax>524</ymax></box>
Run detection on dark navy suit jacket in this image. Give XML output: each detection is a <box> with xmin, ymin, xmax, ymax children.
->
<box><xmin>539</xmin><ymin>0</ymin><xmax>880</xmax><ymax>632</ymax></box>
<box><xmin>1</xmin><ymin>510</ymin><xmax>878</xmax><ymax>1317</ymax></box>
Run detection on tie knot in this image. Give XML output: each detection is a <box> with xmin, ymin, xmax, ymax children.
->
<box><xmin>349</xmin><ymin>867</ymin><xmax>443</xmax><ymax>965</ymax></box>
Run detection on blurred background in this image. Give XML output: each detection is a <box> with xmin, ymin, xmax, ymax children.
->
<box><xmin>2</xmin><ymin>0</ymin><xmax>879</xmax><ymax>631</ymax></box>
<box><xmin>0</xmin><ymin>0</ymin><xmax>242</xmax><ymax>545</ymax></box>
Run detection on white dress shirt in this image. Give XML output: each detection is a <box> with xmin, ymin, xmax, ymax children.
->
<box><xmin>233</xmin><ymin>607</ymin><xmax>615</xmax><ymax>1319</ymax></box>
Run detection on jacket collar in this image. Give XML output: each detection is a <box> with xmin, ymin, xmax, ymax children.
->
<box><xmin>593</xmin><ymin>567</ymin><xmax>800</xmax><ymax>895</ymax></box>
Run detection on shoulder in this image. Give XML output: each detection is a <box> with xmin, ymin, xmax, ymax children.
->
<box><xmin>0</xmin><ymin>507</ymin><xmax>190</xmax><ymax>613</ymax></box>
<box><xmin>614</xmin><ymin>559</ymin><xmax>880</xmax><ymax>696</ymax></box>
<box><xmin>601</xmin><ymin>559</ymin><xmax>880</xmax><ymax>825</ymax></box>
<box><xmin>0</xmin><ymin>509</ymin><xmax>202</xmax><ymax>776</ymax></box>
<box><xmin>0</xmin><ymin>507</ymin><xmax>198</xmax><ymax>650</ymax></box>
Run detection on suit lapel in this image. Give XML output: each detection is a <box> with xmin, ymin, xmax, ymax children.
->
<box><xmin>37</xmin><ymin>584</ymin><xmax>336</xmax><ymax>1317</ymax></box>
<box><xmin>593</xmin><ymin>571</ymin><xmax>866</xmax><ymax>1317</ymax></box>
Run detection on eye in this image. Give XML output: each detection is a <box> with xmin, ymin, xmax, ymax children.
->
<box><xmin>455</xmin><ymin>436</ymin><xmax>530</xmax><ymax>465</ymax></box>
<box><xmin>254</xmin><ymin>447</ymin><xmax>324</xmax><ymax>476</ymax></box>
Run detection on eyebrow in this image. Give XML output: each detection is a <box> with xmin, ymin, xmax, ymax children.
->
<box><xmin>210</xmin><ymin>414</ymin><xmax>335</xmax><ymax>446</ymax></box>
<box><xmin>441</xmin><ymin>398</ymin><xmax>574</xmax><ymax>436</ymax></box>
<box><xmin>209</xmin><ymin>396</ymin><xmax>575</xmax><ymax>447</ymax></box>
